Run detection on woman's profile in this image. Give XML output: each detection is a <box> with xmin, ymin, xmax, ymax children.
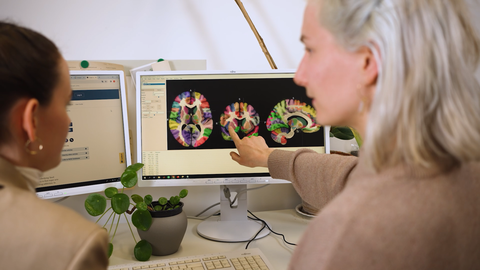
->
<box><xmin>0</xmin><ymin>21</ymin><xmax>108</xmax><ymax>270</ymax></box>
<box><xmin>229</xmin><ymin>0</ymin><xmax>480</xmax><ymax>269</ymax></box>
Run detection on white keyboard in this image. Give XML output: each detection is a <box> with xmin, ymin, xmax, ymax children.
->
<box><xmin>108</xmin><ymin>248</ymin><xmax>274</xmax><ymax>270</ymax></box>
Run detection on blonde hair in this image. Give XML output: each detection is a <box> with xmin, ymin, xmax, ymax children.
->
<box><xmin>313</xmin><ymin>0</ymin><xmax>480</xmax><ymax>171</ymax></box>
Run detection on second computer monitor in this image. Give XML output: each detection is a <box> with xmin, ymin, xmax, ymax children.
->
<box><xmin>136</xmin><ymin>69</ymin><xmax>329</xmax><ymax>186</ymax></box>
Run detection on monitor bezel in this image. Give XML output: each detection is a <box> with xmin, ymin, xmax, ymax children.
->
<box><xmin>135</xmin><ymin>69</ymin><xmax>330</xmax><ymax>188</ymax></box>
<box><xmin>36</xmin><ymin>70</ymin><xmax>132</xmax><ymax>199</ymax></box>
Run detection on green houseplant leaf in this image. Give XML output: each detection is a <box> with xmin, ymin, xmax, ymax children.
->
<box><xmin>126</xmin><ymin>163</ymin><xmax>144</xmax><ymax>173</ymax></box>
<box><xmin>134</xmin><ymin>240</ymin><xmax>152</xmax><ymax>261</ymax></box>
<box><xmin>330</xmin><ymin>126</ymin><xmax>354</xmax><ymax>140</ymax></box>
<box><xmin>170</xmin><ymin>196</ymin><xmax>180</xmax><ymax>206</ymax></box>
<box><xmin>158</xmin><ymin>197</ymin><xmax>168</xmax><ymax>206</ymax></box>
<box><xmin>136</xmin><ymin>202</ymin><xmax>148</xmax><ymax>211</ymax></box>
<box><xmin>144</xmin><ymin>195</ymin><xmax>153</xmax><ymax>205</ymax></box>
<box><xmin>105</xmin><ymin>187</ymin><xmax>118</xmax><ymax>198</ymax></box>
<box><xmin>120</xmin><ymin>170</ymin><xmax>137</xmax><ymax>188</ymax></box>
<box><xmin>85</xmin><ymin>194</ymin><xmax>107</xmax><ymax>216</ymax></box>
<box><xmin>179</xmin><ymin>189</ymin><xmax>188</xmax><ymax>198</ymax></box>
<box><xmin>132</xmin><ymin>210</ymin><xmax>152</xmax><ymax>231</ymax></box>
<box><xmin>131</xmin><ymin>194</ymin><xmax>143</xmax><ymax>204</ymax></box>
<box><xmin>111</xmin><ymin>193</ymin><xmax>130</xmax><ymax>214</ymax></box>
<box><xmin>108</xmin><ymin>243</ymin><xmax>113</xmax><ymax>258</ymax></box>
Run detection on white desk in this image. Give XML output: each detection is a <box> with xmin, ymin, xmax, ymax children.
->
<box><xmin>109</xmin><ymin>209</ymin><xmax>312</xmax><ymax>270</ymax></box>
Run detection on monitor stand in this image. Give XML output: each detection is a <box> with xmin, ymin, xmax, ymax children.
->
<box><xmin>196</xmin><ymin>184</ymin><xmax>270</xmax><ymax>242</ymax></box>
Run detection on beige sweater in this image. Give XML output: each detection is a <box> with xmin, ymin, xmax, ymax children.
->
<box><xmin>0</xmin><ymin>157</ymin><xmax>109</xmax><ymax>270</ymax></box>
<box><xmin>268</xmin><ymin>149</ymin><xmax>480</xmax><ymax>270</ymax></box>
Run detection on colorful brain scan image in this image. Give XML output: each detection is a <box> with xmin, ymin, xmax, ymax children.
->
<box><xmin>169</xmin><ymin>91</ymin><xmax>213</xmax><ymax>147</ymax></box>
<box><xmin>220</xmin><ymin>102</ymin><xmax>260</xmax><ymax>141</ymax></box>
<box><xmin>266</xmin><ymin>99</ymin><xmax>320</xmax><ymax>145</ymax></box>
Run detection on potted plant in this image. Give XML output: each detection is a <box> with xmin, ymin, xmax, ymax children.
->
<box><xmin>330</xmin><ymin>126</ymin><xmax>362</xmax><ymax>156</ymax></box>
<box><xmin>84</xmin><ymin>163</ymin><xmax>188</xmax><ymax>261</ymax></box>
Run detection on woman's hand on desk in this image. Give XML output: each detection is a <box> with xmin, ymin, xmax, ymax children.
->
<box><xmin>229</xmin><ymin>125</ymin><xmax>274</xmax><ymax>168</ymax></box>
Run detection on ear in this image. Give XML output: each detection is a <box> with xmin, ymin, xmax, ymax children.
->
<box><xmin>22</xmin><ymin>98</ymin><xmax>40</xmax><ymax>142</ymax></box>
<box><xmin>358</xmin><ymin>44</ymin><xmax>379</xmax><ymax>89</ymax></box>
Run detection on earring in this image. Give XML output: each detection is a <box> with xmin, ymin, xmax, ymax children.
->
<box><xmin>25</xmin><ymin>138</ymin><xmax>44</xmax><ymax>155</ymax></box>
<box><xmin>358</xmin><ymin>100</ymin><xmax>364</xmax><ymax>113</ymax></box>
<box><xmin>356</xmin><ymin>84</ymin><xmax>368</xmax><ymax>113</ymax></box>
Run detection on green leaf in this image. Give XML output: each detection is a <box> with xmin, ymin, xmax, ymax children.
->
<box><xmin>330</xmin><ymin>126</ymin><xmax>354</xmax><ymax>140</ymax></box>
<box><xmin>137</xmin><ymin>202</ymin><xmax>147</xmax><ymax>211</ymax></box>
<box><xmin>144</xmin><ymin>195</ymin><xmax>153</xmax><ymax>205</ymax></box>
<box><xmin>158</xmin><ymin>197</ymin><xmax>168</xmax><ymax>206</ymax></box>
<box><xmin>131</xmin><ymin>194</ymin><xmax>143</xmax><ymax>204</ymax></box>
<box><xmin>85</xmin><ymin>194</ymin><xmax>107</xmax><ymax>216</ymax></box>
<box><xmin>134</xmin><ymin>240</ymin><xmax>152</xmax><ymax>261</ymax></box>
<box><xmin>154</xmin><ymin>205</ymin><xmax>163</xmax><ymax>211</ymax></box>
<box><xmin>170</xmin><ymin>196</ymin><xmax>180</xmax><ymax>206</ymax></box>
<box><xmin>108</xmin><ymin>243</ymin><xmax>113</xmax><ymax>258</ymax></box>
<box><xmin>132</xmin><ymin>210</ymin><xmax>152</xmax><ymax>231</ymax></box>
<box><xmin>350</xmin><ymin>127</ymin><xmax>363</xmax><ymax>147</ymax></box>
<box><xmin>121</xmin><ymin>170</ymin><xmax>137</xmax><ymax>188</ymax></box>
<box><xmin>104</xmin><ymin>187</ymin><xmax>118</xmax><ymax>198</ymax></box>
<box><xmin>111</xmin><ymin>193</ymin><xmax>130</xmax><ymax>214</ymax></box>
<box><xmin>179</xmin><ymin>189</ymin><xmax>188</xmax><ymax>198</ymax></box>
<box><xmin>126</xmin><ymin>163</ymin><xmax>144</xmax><ymax>173</ymax></box>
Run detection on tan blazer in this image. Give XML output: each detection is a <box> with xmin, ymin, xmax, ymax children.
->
<box><xmin>0</xmin><ymin>157</ymin><xmax>109</xmax><ymax>270</ymax></box>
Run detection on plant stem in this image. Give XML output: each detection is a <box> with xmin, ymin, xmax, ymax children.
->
<box><xmin>95</xmin><ymin>207</ymin><xmax>112</xmax><ymax>224</ymax></box>
<box><xmin>110</xmin><ymin>213</ymin><xmax>121</xmax><ymax>243</ymax></box>
<box><xmin>124</xmin><ymin>213</ymin><xmax>137</xmax><ymax>244</ymax></box>
<box><xmin>108</xmin><ymin>213</ymin><xmax>116</xmax><ymax>236</ymax></box>
<box><xmin>103</xmin><ymin>210</ymin><xmax>116</xmax><ymax>229</ymax></box>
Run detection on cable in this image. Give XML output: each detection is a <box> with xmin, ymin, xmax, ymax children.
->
<box><xmin>223</xmin><ymin>184</ymin><xmax>270</xmax><ymax>208</ymax></box>
<box><xmin>187</xmin><ymin>210</ymin><xmax>220</xmax><ymax>220</ymax></box>
<box><xmin>245</xmin><ymin>222</ymin><xmax>267</xmax><ymax>249</ymax></box>
<box><xmin>187</xmin><ymin>202</ymin><xmax>221</xmax><ymax>220</ymax></box>
<box><xmin>246</xmin><ymin>210</ymin><xmax>297</xmax><ymax>247</ymax></box>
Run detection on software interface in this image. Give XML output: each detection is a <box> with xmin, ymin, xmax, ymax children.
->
<box><xmin>37</xmin><ymin>74</ymin><xmax>128</xmax><ymax>195</ymax></box>
<box><xmin>139</xmin><ymin>72</ymin><xmax>325</xmax><ymax>180</ymax></box>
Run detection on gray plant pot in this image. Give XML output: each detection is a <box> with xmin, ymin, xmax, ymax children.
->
<box><xmin>137</xmin><ymin>202</ymin><xmax>187</xmax><ymax>256</ymax></box>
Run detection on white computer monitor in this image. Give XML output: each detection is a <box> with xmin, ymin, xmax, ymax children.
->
<box><xmin>36</xmin><ymin>70</ymin><xmax>131</xmax><ymax>199</ymax></box>
<box><xmin>136</xmin><ymin>69</ymin><xmax>330</xmax><ymax>242</ymax></box>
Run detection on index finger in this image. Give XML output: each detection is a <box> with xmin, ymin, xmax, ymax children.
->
<box><xmin>228</xmin><ymin>124</ymin><xmax>241</xmax><ymax>145</ymax></box>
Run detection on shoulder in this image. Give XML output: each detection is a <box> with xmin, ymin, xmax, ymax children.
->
<box><xmin>292</xmin><ymin>165</ymin><xmax>480</xmax><ymax>269</ymax></box>
<box><xmin>0</xmin><ymin>184</ymin><xmax>108</xmax><ymax>269</ymax></box>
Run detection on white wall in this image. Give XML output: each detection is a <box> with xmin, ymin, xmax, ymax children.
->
<box><xmin>0</xmin><ymin>0</ymin><xmax>306</xmax><ymax>71</ymax></box>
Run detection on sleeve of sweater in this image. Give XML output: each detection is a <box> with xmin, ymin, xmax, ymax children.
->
<box><xmin>268</xmin><ymin>148</ymin><xmax>358</xmax><ymax>210</ymax></box>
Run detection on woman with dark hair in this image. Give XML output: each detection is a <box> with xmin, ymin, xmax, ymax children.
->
<box><xmin>0</xmin><ymin>22</ymin><xmax>108</xmax><ymax>270</ymax></box>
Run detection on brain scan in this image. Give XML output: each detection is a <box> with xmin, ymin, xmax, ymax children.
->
<box><xmin>266</xmin><ymin>99</ymin><xmax>320</xmax><ymax>145</ymax></box>
<box><xmin>220</xmin><ymin>102</ymin><xmax>260</xmax><ymax>140</ymax></box>
<box><xmin>169</xmin><ymin>91</ymin><xmax>213</xmax><ymax>147</ymax></box>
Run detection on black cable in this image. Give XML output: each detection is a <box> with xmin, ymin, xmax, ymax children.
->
<box><xmin>246</xmin><ymin>210</ymin><xmax>297</xmax><ymax>248</ymax></box>
<box><xmin>245</xmin><ymin>223</ymin><xmax>267</xmax><ymax>249</ymax></box>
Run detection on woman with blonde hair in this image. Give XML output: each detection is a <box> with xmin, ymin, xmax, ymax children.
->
<box><xmin>229</xmin><ymin>0</ymin><xmax>480</xmax><ymax>268</ymax></box>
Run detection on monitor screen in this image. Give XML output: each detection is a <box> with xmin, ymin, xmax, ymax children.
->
<box><xmin>136</xmin><ymin>70</ymin><xmax>329</xmax><ymax>187</ymax></box>
<box><xmin>136</xmin><ymin>70</ymin><xmax>330</xmax><ymax>242</ymax></box>
<box><xmin>36</xmin><ymin>70</ymin><xmax>131</xmax><ymax>199</ymax></box>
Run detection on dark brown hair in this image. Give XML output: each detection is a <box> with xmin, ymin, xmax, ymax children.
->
<box><xmin>0</xmin><ymin>21</ymin><xmax>62</xmax><ymax>143</ymax></box>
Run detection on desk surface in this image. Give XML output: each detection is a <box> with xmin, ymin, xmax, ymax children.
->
<box><xmin>109</xmin><ymin>209</ymin><xmax>312</xmax><ymax>270</ymax></box>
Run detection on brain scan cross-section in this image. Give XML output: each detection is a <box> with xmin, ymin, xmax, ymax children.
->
<box><xmin>266</xmin><ymin>99</ymin><xmax>320</xmax><ymax>145</ymax></box>
<box><xmin>169</xmin><ymin>91</ymin><xmax>213</xmax><ymax>147</ymax></box>
<box><xmin>220</xmin><ymin>102</ymin><xmax>260</xmax><ymax>141</ymax></box>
